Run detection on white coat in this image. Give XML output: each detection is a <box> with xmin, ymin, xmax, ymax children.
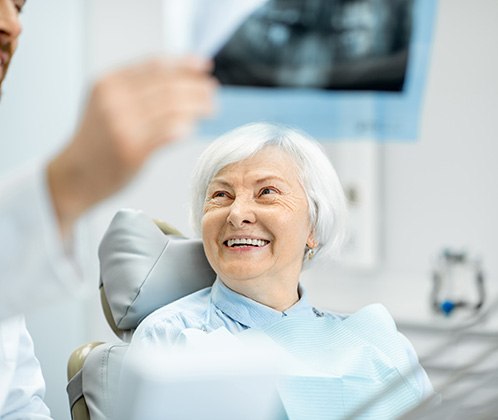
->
<box><xmin>0</xmin><ymin>316</ymin><xmax>51</xmax><ymax>418</ymax></box>
<box><xmin>0</xmin><ymin>163</ymin><xmax>88</xmax><ymax>417</ymax></box>
<box><xmin>0</xmin><ymin>164</ymin><xmax>86</xmax><ymax>320</ymax></box>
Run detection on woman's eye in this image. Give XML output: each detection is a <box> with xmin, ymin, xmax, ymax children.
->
<box><xmin>212</xmin><ymin>191</ymin><xmax>229</xmax><ymax>199</ymax></box>
<box><xmin>260</xmin><ymin>187</ymin><xmax>278</xmax><ymax>196</ymax></box>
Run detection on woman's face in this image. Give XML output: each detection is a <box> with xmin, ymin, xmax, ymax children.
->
<box><xmin>201</xmin><ymin>146</ymin><xmax>314</xmax><ymax>298</ymax></box>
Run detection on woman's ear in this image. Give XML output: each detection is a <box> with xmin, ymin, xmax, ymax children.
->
<box><xmin>306</xmin><ymin>232</ymin><xmax>317</xmax><ymax>250</ymax></box>
<box><xmin>305</xmin><ymin>234</ymin><xmax>318</xmax><ymax>261</ymax></box>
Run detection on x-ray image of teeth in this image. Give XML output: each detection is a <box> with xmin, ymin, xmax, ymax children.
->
<box><xmin>213</xmin><ymin>0</ymin><xmax>413</xmax><ymax>91</ymax></box>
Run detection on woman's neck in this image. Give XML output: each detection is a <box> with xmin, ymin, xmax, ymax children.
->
<box><xmin>220</xmin><ymin>277</ymin><xmax>300</xmax><ymax>312</ymax></box>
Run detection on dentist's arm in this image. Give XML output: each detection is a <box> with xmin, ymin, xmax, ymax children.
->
<box><xmin>0</xmin><ymin>56</ymin><xmax>216</xmax><ymax>319</ymax></box>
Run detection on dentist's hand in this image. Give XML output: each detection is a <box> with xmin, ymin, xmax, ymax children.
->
<box><xmin>47</xmin><ymin>56</ymin><xmax>217</xmax><ymax>236</ymax></box>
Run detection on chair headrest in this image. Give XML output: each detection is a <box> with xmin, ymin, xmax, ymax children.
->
<box><xmin>98</xmin><ymin>209</ymin><xmax>216</xmax><ymax>339</ymax></box>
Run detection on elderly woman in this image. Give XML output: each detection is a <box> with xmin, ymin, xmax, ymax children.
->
<box><xmin>130</xmin><ymin>122</ymin><xmax>433</xmax><ymax>418</ymax></box>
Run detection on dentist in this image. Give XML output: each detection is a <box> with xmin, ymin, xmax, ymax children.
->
<box><xmin>0</xmin><ymin>0</ymin><xmax>217</xmax><ymax>417</ymax></box>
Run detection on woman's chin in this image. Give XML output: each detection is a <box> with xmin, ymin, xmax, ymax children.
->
<box><xmin>218</xmin><ymin>265</ymin><xmax>269</xmax><ymax>285</ymax></box>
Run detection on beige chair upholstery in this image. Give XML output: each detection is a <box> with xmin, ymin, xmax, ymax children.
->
<box><xmin>66</xmin><ymin>209</ymin><xmax>216</xmax><ymax>420</ymax></box>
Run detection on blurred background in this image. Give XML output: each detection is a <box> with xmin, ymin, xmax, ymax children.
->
<box><xmin>0</xmin><ymin>0</ymin><xmax>497</xmax><ymax>418</ymax></box>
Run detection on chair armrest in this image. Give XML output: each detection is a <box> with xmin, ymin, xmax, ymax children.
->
<box><xmin>67</xmin><ymin>342</ymin><xmax>104</xmax><ymax>420</ymax></box>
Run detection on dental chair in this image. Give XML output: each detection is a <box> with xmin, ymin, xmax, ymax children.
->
<box><xmin>66</xmin><ymin>209</ymin><xmax>216</xmax><ymax>420</ymax></box>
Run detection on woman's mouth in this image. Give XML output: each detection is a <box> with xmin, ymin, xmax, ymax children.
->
<box><xmin>224</xmin><ymin>238</ymin><xmax>270</xmax><ymax>248</ymax></box>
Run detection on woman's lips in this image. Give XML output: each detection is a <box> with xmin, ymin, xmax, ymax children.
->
<box><xmin>224</xmin><ymin>238</ymin><xmax>270</xmax><ymax>247</ymax></box>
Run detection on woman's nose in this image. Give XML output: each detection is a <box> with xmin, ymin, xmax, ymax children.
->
<box><xmin>226</xmin><ymin>197</ymin><xmax>256</xmax><ymax>227</ymax></box>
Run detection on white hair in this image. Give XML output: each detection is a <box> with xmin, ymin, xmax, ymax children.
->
<box><xmin>190</xmin><ymin>122</ymin><xmax>348</xmax><ymax>266</ymax></box>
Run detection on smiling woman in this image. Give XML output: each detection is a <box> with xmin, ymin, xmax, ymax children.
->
<box><xmin>190</xmin><ymin>122</ymin><xmax>348</xmax><ymax>265</ymax></box>
<box><xmin>202</xmin><ymin>148</ymin><xmax>313</xmax><ymax>310</ymax></box>
<box><xmin>129</xmin><ymin>122</ymin><xmax>434</xmax><ymax>419</ymax></box>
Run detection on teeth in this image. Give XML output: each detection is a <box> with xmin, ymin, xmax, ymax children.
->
<box><xmin>227</xmin><ymin>238</ymin><xmax>268</xmax><ymax>247</ymax></box>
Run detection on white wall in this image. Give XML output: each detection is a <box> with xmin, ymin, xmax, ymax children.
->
<box><xmin>1</xmin><ymin>0</ymin><xmax>498</xmax><ymax>419</ymax></box>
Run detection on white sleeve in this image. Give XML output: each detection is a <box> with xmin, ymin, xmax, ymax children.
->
<box><xmin>0</xmin><ymin>316</ymin><xmax>52</xmax><ymax>419</ymax></box>
<box><xmin>0</xmin><ymin>162</ymin><xmax>89</xmax><ymax>320</ymax></box>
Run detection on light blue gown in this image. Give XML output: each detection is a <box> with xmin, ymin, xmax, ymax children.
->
<box><xmin>131</xmin><ymin>278</ymin><xmax>433</xmax><ymax>419</ymax></box>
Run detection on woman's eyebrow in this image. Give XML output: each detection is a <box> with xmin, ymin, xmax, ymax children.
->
<box><xmin>208</xmin><ymin>175</ymin><xmax>289</xmax><ymax>188</ymax></box>
<box><xmin>254</xmin><ymin>175</ymin><xmax>288</xmax><ymax>185</ymax></box>
<box><xmin>207</xmin><ymin>178</ymin><xmax>232</xmax><ymax>189</ymax></box>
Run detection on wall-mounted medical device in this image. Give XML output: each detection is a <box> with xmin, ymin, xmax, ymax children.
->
<box><xmin>431</xmin><ymin>249</ymin><xmax>485</xmax><ymax>316</ymax></box>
